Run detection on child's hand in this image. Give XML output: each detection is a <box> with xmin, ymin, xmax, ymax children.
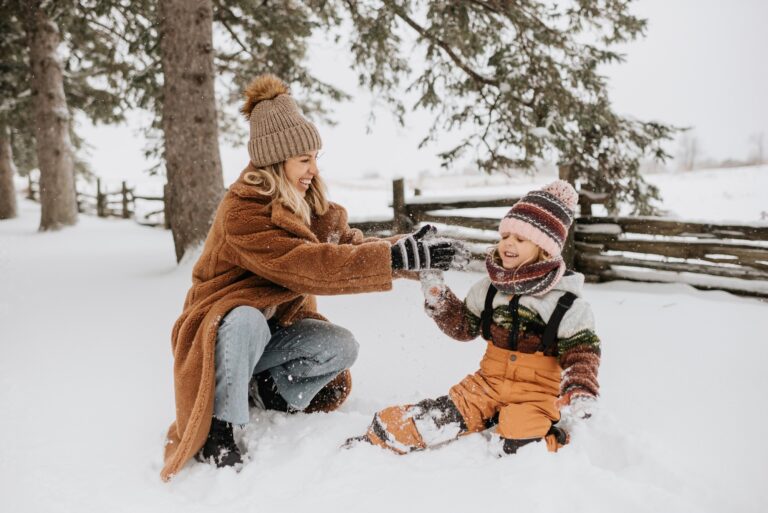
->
<box><xmin>420</xmin><ymin>270</ymin><xmax>446</xmax><ymax>307</ymax></box>
<box><xmin>564</xmin><ymin>395</ymin><xmax>596</xmax><ymax>420</ymax></box>
<box><xmin>557</xmin><ymin>394</ymin><xmax>597</xmax><ymax>433</ymax></box>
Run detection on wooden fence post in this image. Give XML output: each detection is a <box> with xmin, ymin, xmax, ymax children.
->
<box><xmin>559</xmin><ymin>165</ymin><xmax>576</xmax><ymax>269</ymax></box>
<box><xmin>392</xmin><ymin>178</ymin><xmax>408</xmax><ymax>234</ymax></box>
<box><xmin>121</xmin><ymin>181</ymin><xmax>130</xmax><ymax>219</ymax></box>
<box><xmin>96</xmin><ymin>178</ymin><xmax>106</xmax><ymax>217</ymax></box>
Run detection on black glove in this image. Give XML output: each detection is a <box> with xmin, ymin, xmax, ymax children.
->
<box><xmin>390</xmin><ymin>225</ymin><xmax>457</xmax><ymax>271</ymax></box>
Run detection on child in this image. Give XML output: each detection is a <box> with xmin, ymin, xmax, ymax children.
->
<box><xmin>349</xmin><ymin>180</ymin><xmax>600</xmax><ymax>455</ymax></box>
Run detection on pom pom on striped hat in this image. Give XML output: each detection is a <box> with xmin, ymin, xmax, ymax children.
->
<box><xmin>498</xmin><ymin>180</ymin><xmax>578</xmax><ymax>257</ymax></box>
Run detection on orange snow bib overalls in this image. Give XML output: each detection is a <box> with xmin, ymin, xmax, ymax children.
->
<box><xmin>362</xmin><ymin>288</ymin><xmax>577</xmax><ymax>454</ymax></box>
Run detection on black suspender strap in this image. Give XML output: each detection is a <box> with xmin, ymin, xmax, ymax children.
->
<box><xmin>506</xmin><ymin>295</ymin><xmax>522</xmax><ymax>350</ymax></box>
<box><xmin>538</xmin><ymin>291</ymin><xmax>578</xmax><ymax>354</ymax></box>
<box><xmin>481</xmin><ymin>284</ymin><xmax>498</xmax><ymax>341</ymax></box>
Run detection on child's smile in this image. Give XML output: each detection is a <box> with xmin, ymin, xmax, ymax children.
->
<box><xmin>498</xmin><ymin>232</ymin><xmax>540</xmax><ymax>269</ymax></box>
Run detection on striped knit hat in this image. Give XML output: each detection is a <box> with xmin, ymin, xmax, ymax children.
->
<box><xmin>499</xmin><ymin>180</ymin><xmax>578</xmax><ymax>257</ymax></box>
<box><xmin>241</xmin><ymin>74</ymin><xmax>322</xmax><ymax>168</ymax></box>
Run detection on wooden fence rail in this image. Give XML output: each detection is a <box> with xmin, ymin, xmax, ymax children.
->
<box><xmin>574</xmin><ymin>217</ymin><xmax>768</xmax><ymax>297</ymax></box>
<box><xmin>26</xmin><ymin>175</ymin><xmax>168</xmax><ymax>227</ymax></box>
<box><xmin>349</xmin><ymin>178</ymin><xmax>768</xmax><ymax>297</ymax></box>
<box><xmin>23</xmin><ymin>175</ymin><xmax>768</xmax><ymax>297</ymax></box>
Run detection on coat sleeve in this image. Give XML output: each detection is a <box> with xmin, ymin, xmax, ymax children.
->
<box><xmin>424</xmin><ymin>286</ymin><xmax>482</xmax><ymax>342</ymax></box>
<box><xmin>336</xmin><ymin>220</ymin><xmax>404</xmax><ymax>245</ymax></box>
<box><xmin>223</xmin><ymin>211</ymin><xmax>394</xmax><ymax>296</ymax></box>
<box><xmin>333</xmin><ymin>211</ymin><xmax>412</xmax><ymax>276</ymax></box>
<box><xmin>556</xmin><ymin>299</ymin><xmax>601</xmax><ymax>402</ymax></box>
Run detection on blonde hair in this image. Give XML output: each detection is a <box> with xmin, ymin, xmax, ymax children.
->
<box><xmin>243</xmin><ymin>162</ymin><xmax>329</xmax><ymax>225</ymax></box>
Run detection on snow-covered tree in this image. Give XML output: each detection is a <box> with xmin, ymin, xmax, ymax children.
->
<box><xmin>0</xmin><ymin>125</ymin><xmax>18</xmax><ymax>220</ymax></box>
<box><xmin>117</xmin><ymin>0</ymin><xmax>348</xmax><ymax>261</ymax></box>
<box><xmin>2</xmin><ymin>0</ymin><xmax>133</xmax><ymax>229</ymax></box>
<box><xmin>336</xmin><ymin>0</ymin><xmax>676</xmax><ymax>214</ymax></box>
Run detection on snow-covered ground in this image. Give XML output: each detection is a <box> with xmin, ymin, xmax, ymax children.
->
<box><xmin>646</xmin><ymin>165</ymin><xmax>768</xmax><ymax>223</ymax></box>
<box><xmin>1</xmin><ymin>180</ymin><xmax>767</xmax><ymax>512</ymax></box>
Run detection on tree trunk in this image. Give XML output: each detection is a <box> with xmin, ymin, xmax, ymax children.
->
<box><xmin>0</xmin><ymin>125</ymin><xmax>18</xmax><ymax>220</ymax></box>
<box><xmin>158</xmin><ymin>0</ymin><xmax>224</xmax><ymax>262</ymax></box>
<box><xmin>24</xmin><ymin>3</ymin><xmax>78</xmax><ymax>230</ymax></box>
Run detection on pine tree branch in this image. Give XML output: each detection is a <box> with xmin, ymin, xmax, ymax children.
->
<box><xmin>477</xmin><ymin>87</ymin><xmax>505</xmax><ymax>164</ymax></box>
<box><xmin>218</xmin><ymin>18</ymin><xmax>251</xmax><ymax>57</ymax></box>
<box><xmin>468</xmin><ymin>0</ymin><xmax>561</xmax><ymax>40</ymax></box>
<box><xmin>385</xmin><ymin>2</ymin><xmax>499</xmax><ymax>87</ymax></box>
<box><xmin>384</xmin><ymin>2</ymin><xmax>533</xmax><ymax>108</ymax></box>
<box><xmin>84</xmin><ymin>14</ymin><xmax>134</xmax><ymax>47</ymax></box>
<box><xmin>212</xmin><ymin>1</ymin><xmax>253</xmax><ymax>58</ymax></box>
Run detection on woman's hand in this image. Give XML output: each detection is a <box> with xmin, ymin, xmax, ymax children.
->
<box><xmin>390</xmin><ymin>225</ymin><xmax>468</xmax><ymax>271</ymax></box>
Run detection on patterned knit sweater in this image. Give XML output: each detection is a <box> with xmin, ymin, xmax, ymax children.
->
<box><xmin>425</xmin><ymin>272</ymin><xmax>600</xmax><ymax>402</ymax></box>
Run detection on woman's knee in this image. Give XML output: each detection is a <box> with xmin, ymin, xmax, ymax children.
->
<box><xmin>217</xmin><ymin>306</ymin><xmax>271</xmax><ymax>356</ymax></box>
<box><xmin>330</xmin><ymin>325</ymin><xmax>359</xmax><ymax>368</ymax></box>
<box><xmin>305</xmin><ymin>322</ymin><xmax>359</xmax><ymax>368</ymax></box>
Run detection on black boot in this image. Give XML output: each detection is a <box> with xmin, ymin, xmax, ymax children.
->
<box><xmin>196</xmin><ymin>417</ymin><xmax>243</xmax><ymax>468</ymax></box>
<box><xmin>252</xmin><ymin>371</ymin><xmax>294</xmax><ymax>412</ymax></box>
<box><xmin>304</xmin><ymin>370</ymin><xmax>353</xmax><ymax>413</ymax></box>
<box><xmin>501</xmin><ymin>437</ymin><xmax>540</xmax><ymax>455</ymax></box>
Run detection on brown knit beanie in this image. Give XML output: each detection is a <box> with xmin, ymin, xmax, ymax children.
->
<box><xmin>240</xmin><ymin>74</ymin><xmax>322</xmax><ymax>167</ymax></box>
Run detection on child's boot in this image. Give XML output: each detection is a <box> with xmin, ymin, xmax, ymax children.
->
<box><xmin>349</xmin><ymin>395</ymin><xmax>466</xmax><ymax>453</ymax></box>
<box><xmin>501</xmin><ymin>437</ymin><xmax>540</xmax><ymax>454</ymax></box>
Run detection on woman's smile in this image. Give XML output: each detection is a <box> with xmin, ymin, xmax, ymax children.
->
<box><xmin>284</xmin><ymin>151</ymin><xmax>319</xmax><ymax>196</ymax></box>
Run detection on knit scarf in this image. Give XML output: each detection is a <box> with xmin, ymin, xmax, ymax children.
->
<box><xmin>485</xmin><ymin>249</ymin><xmax>566</xmax><ymax>296</ymax></box>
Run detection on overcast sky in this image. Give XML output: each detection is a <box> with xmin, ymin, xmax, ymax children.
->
<box><xmin>80</xmin><ymin>0</ymin><xmax>768</xmax><ymax>186</ymax></box>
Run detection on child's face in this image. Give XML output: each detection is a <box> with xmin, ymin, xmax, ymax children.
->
<box><xmin>498</xmin><ymin>231</ymin><xmax>540</xmax><ymax>269</ymax></box>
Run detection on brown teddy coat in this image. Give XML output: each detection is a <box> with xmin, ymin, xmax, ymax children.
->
<box><xmin>161</xmin><ymin>167</ymin><xmax>396</xmax><ymax>481</ymax></box>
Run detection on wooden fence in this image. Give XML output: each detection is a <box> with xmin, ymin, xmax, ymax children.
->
<box><xmin>347</xmin><ymin>178</ymin><xmax>768</xmax><ymax>298</ymax></box>
<box><xmin>26</xmin><ymin>175</ymin><xmax>168</xmax><ymax>228</ymax></box>
<box><xmin>574</xmin><ymin>217</ymin><xmax>768</xmax><ymax>297</ymax></box>
<box><xmin>23</xmin><ymin>175</ymin><xmax>768</xmax><ymax>297</ymax></box>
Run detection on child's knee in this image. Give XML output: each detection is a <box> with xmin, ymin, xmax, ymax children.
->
<box><xmin>497</xmin><ymin>404</ymin><xmax>555</xmax><ymax>441</ymax></box>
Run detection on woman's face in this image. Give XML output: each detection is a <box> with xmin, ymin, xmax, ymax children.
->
<box><xmin>283</xmin><ymin>151</ymin><xmax>319</xmax><ymax>196</ymax></box>
<box><xmin>497</xmin><ymin>231</ymin><xmax>540</xmax><ymax>269</ymax></box>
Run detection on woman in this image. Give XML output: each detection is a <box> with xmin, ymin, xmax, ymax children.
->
<box><xmin>161</xmin><ymin>74</ymin><xmax>462</xmax><ymax>480</ymax></box>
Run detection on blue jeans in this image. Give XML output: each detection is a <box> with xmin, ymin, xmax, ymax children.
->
<box><xmin>213</xmin><ymin>306</ymin><xmax>359</xmax><ymax>425</ymax></box>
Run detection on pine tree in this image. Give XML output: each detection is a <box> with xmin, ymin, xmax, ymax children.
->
<box><xmin>19</xmin><ymin>0</ymin><xmax>79</xmax><ymax>229</ymax></box>
<box><xmin>156</xmin><ymin>0</ymin><xmax>223</xmax><ymax>262</ymax></box>
<box><xmin>119</xmin><ymin>0</ymin><xmax>348</xmax><ymax>261</ymax></box>
<box><xmin>0</xmin><ymin>10</ymin><xmax>25</xmax><ymax>220</ymax></box>
<box><xmin>338</xmin><ymin>0</ymin><xmax>676</xmax><ymax>214</ymax></box>
<box><xmin>2</xmin><ymin>0</ymin><xmax>133</xmax><ymax>229</ymax></box>
<box><xmin>212</xmin><ymin>0</ymin><xmax>349</xmax><ymax>136</ymax></box>
<box><xmin>0</xmin><ymin>125</ymin><xmax>18</xmax><ymax>220</ymax></box>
